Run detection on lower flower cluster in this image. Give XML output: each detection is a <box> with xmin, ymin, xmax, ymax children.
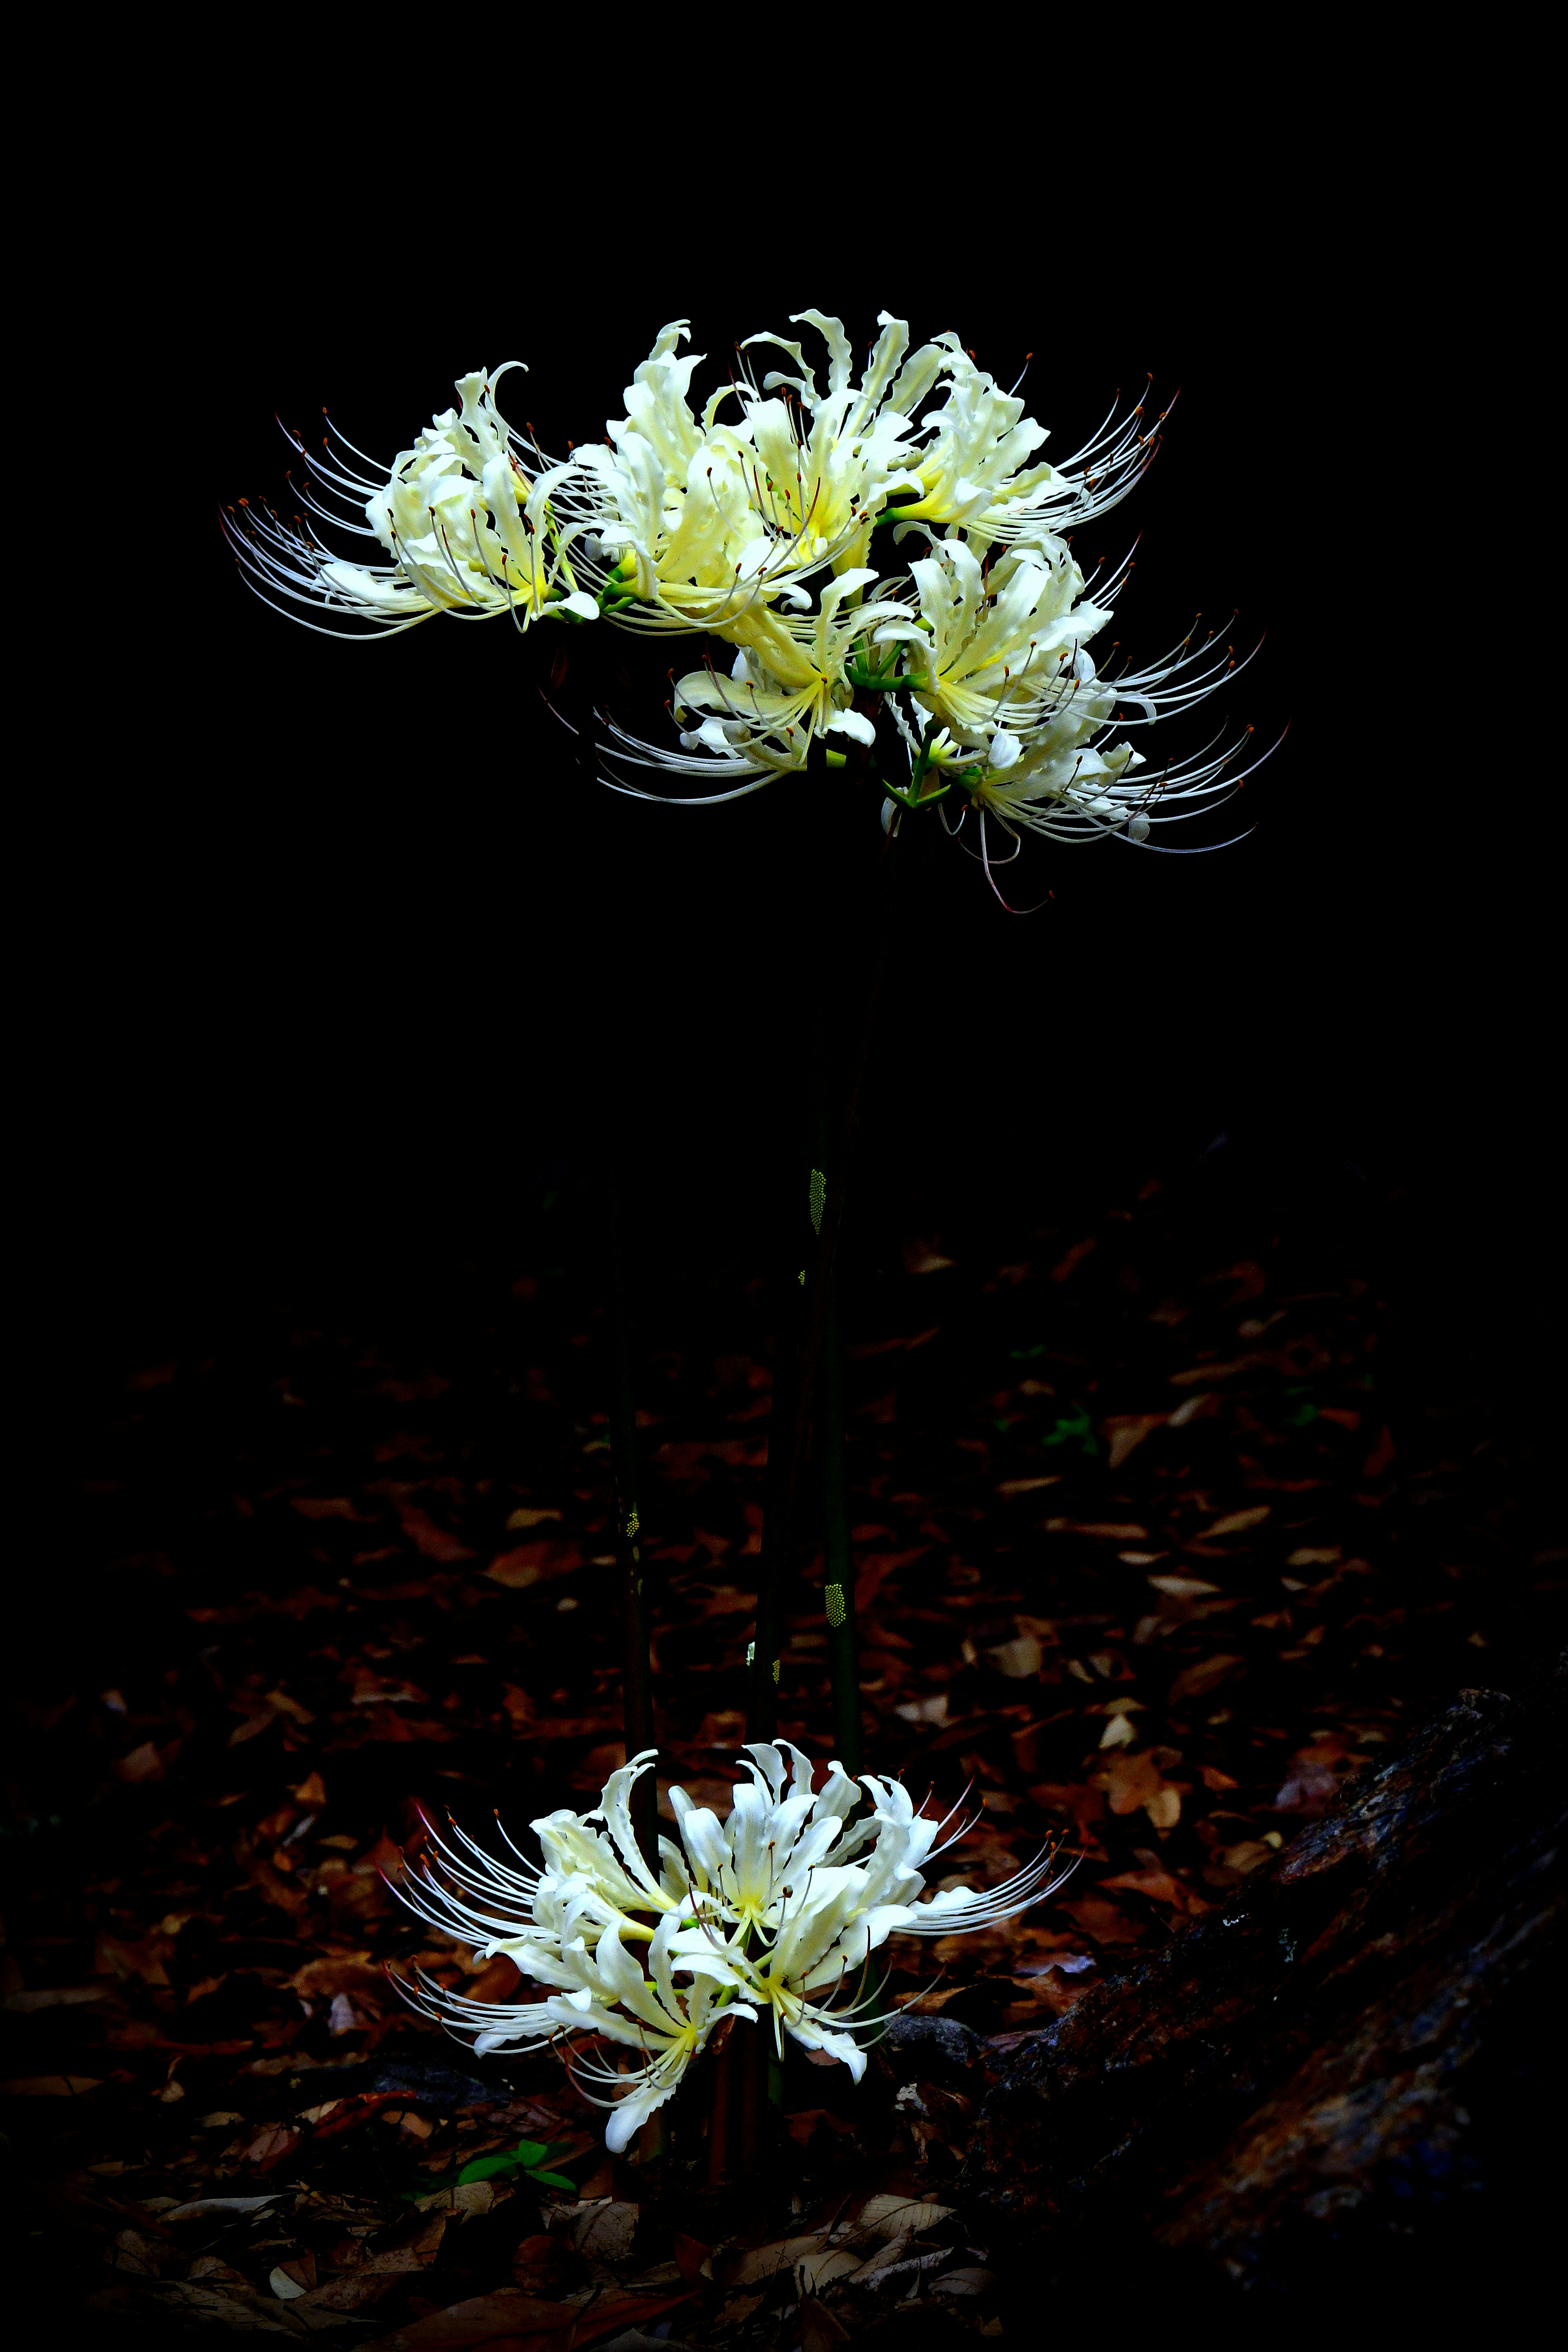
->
<box><xmin>393</xmin><ymin>1744</ymin><xmax>1069</xmax><ymax>2149</ymax></box>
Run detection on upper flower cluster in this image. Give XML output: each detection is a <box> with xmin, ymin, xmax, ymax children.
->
<box><xmin>565</xmin><ymin>310</ymin><xmax>1145</xmax><ymax>619</ymax></box>
<box><xmin>226</xmin><ymin>314</ymin><xmax>1269</xmax><ymax>863</ymax></box>
<box><xmin>394</xmin><ymin>1744</ymin><xmax>1069</xmax><ymax>2150</ymax></box>
<box><xmin>566</xmin><ymin>317</ymin><xmax>1262</xmax><ymax>854</ymax></box>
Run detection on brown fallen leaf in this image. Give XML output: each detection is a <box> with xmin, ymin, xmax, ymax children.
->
<box><xmin>1022</xmin><ymin>1766</ymin><xmax>1105</xmax><ymax>1820</ymax></box>
<box><xmin>512</xmin><ymin>2233</ymin><xmax>583</xmax><ymax>2296</ymax></box>
<box><xmin>1060</xmin><ymin>1893</ymin><xmax>1144</xmax><ymax>1945</ymax></box>
<box><xmin>855</xmin><ymin>1548</ymin><xmax>927</xmax><ymax>1611</ymax></box>
<box><xmin>227</xmin><ymin>1691</ymin><xmax>283</xmax><ymax>1747</ymax></box>
<box><xmin>784</xmin><ymin>2107</ymin><xmax>858</xmax><ymax>2150</ymax></box>
<box><xmin>232</xmin><ymin>1835</ymin><xmax>310</xmax><ymax>1917</ymax></box>
<box><xmin>486</xmin><ymin>1539</ymin><xmax>582</xmax><ymax>1590</ymax></box>
<box><xmin>1214</xmin><ymin>1838</ymin><xmax>1277</xmax><ymax>1875</ymax></box>
<box><xmin>906</xmin><ymin>1238</ymin><xmax>957</xmax><ymax>1274</ymax></box>
<box><xmin>1045</xmin><ymin>1519</ymin><xmax>1149</xmax><ymax>1540</ymax></box>
<box><xmin>383</xmin><ymin>2108</ymin><xmax>435</xmax><ymax>2140</ymax></box>
<box><xmin>1196</xmin><ymin>1506</ymin><xmax>1271</xmax><ymax>1540</ymax></box>
<box><xmin>95</xmin><ymin>1931</ymin><xmax>174</xmax><ymax>1986</ymax></box>
<box><xmin>290</xmin><ymin>1951</ymin><xmax>381</xmax><ymax>2000</ymax></box>
<box><xmin>1167</xmin><ymin>1653</ymin><xmax>1246</xmax><ymax>1703</ymax></box>
<box><xmin>410</xmin><ymin>2183</ymin><xmax>509</xmax><ymax>2220</ymax></box>
<box><xmin>266</xmin><ymin>1687</ymin><xmax>316</xmax><ymax>1724</ymax></box>
<box><xmin>802</xmin><ymin>2295</ymin><xmax>853</xmax><ymax>2350</ymax></box>
<box><xmin>345</xmin><ymin>1667</ymin><xmax>430</xmax><ymax>1706</ymax></box>
<box><xmin>984</xmin><ymin>1632</ymin><xmax>1045</xmax><ymax>1679</ymax></box>
<box><xmin>1273</xmin><ymin>1739</ymin><xmax>1354</xmax><ymax>1813</ymax></box>
<box><xmin>396</xmin><ymin>1505</ymin><xmax>476</xmax><ymax>1562</ymax></box>
<box><xmin>727</xmin><ymin>2232</ymin><xmax>840</xmax><ymax>2286</ymax></box>
<box><xmin>571</xmin><ymin>2291</ymin><xmax>700</xmax><ymax>2345</ymax></box>
<box><xmin>1050</xmin><ymin>1236</ymin><xmax>1096</xmax><ymax>1281</ymax></box>
<box><xmin>242</xmin><ymin>2123</ymin><xmax>300</xmax><ymax>2170</ymax></box>
<box><xmin>855</xmin><ymin>2193</ymin><xmax>958</xmax><ymax>2238</ymax></box>
<box><xmin>163</xmin><ymin>2195</ymin><xmax>285</xmax><ymax>2220</ymax></box>
<box><xmin>1102</xmin><ymin>1415</ymin><xmax>1167</xmax><ymax>1470</ymax></box>
<box><xmin>1100</xmin><ymin>1864</ymin><xmax>1206</xmax><ymax>1911</ymax></box>
<box><xmin>4</xmin><ymin>1984</ymin><xmax>111</xmax><ymax>2013</ymax></box>
<box><xmin>1</xmin><ymin>2073</ymin><xmax>103</xmax><ymax>2095</ymax></box>
<box><xmin>1363</xmin><ymin>1425</ymin><xmax>1396</xmax><ymax>1477</ymax></box>
<box><xmin>1094</xmin><ymin>1751</ymin><xmax>1180</xmax><ymax>1824</ymax></box>
<box><xmin>799</xmin><ymin>2245</ymin><xmax>865</xmax><ymax>2292</ymax></box>
<box><xmin>673</xmin><ymin>2232</ymin><xmax>713</xmax><ymax>2283</ymax></box>
<box><xmin>301</xmin><ymin>2270</ymin><xmax>403</xmax><ymax>2314</ymax></box>
<box><xmin>565</xmin><ymin>2198</ymin><xmax>639</xmax><ymax>2263</ymax></box>
<box><xmin>365</xmin><ymin>2285</ymin><xmax>693</xmax><ymax>2350</ymax></box>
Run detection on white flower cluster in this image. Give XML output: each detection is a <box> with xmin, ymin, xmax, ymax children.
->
<box><xmin>395</xmin><ymin>1744</ymin><xmax>1069</xmax><ymax>2151</ymax></box>
<box><xmin>228</xmin><ymin>368</ymin><xmax>599</xmax><ymax>637</ymax></box>
<box><xmin>227</xmin><ymin>313</ymin><xmax>1267</xmax><ymax>856</ymax></box>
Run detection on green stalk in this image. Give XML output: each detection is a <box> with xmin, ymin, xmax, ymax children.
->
<box><xmin>819</xmin><ymin>1273</ymin><xmax>862</xmax><ymax>1777</ymax></box>
<box><xmin>564</xmin><ymin>623</ymin><xmax>659</xmax><ymax>1875</ymax></box>
<box><xmin>810</xmin><ymin>1054</ymin><xmax>864</xmax><ymax>1776</ymax></box>
<box><xmin>607</xmin><ymin>1170</ymin><xmax>658</xmax><ymax>1875</ymax></box>
<box><xmin>746</xmin><ymin>805</ymin><xmax>902</xmax><ymax>1743</ymax></box>
<box><xmin>592</xmin><ymin>639</ymin><xmax>663</xmax><ymax>2165</ymax></box>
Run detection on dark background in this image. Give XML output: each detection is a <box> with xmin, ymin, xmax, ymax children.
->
<box><xmin>29</xmin><ymin>179</ymin><xmax>1556</xmax><ymax>1414</ymax></box>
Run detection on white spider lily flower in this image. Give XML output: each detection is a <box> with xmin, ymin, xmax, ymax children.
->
<box><xmin>564</xmin><ymin>323</ymin><xmax>878</xmax><ymax>634</ymax></box>
<box><xmin>881</xmin><ymin>336</ymin><xmax>1054</xmax><ymax>538</ymax></box>
<box><xmin>873</xmin><ymin>537</ymin><xmax>1113</xmax><ymax>747</ymax></box>
<box><xmin>570</xmin><ymin>419</ymin><xmax>788</xmax><ymax>633</ymax></box>
<box><xmin>969</xmin><ymin>716</ymin><xmax>1271</xmax><ymax>853</ymax></box>
<box><xmin>733</xmin><ymin>310</ymin><xmax>944</xmax><ymax>573</ymax></box>
<box><xmin>886</xmin><ymin>340</ymin><xmax>1162</xmax><ymax>547</ymax></box>
<box><xmin>975</xmin><ymin>379</ymin><xmax>1166</xmax><ymax>546</ymax></box>
<box><xmin>392</xmin><ymin>1744</ymin><xmax>1071</xmax><ymax>2144</ymax></box>
<box><xmin>971</xmin><ymin>728</ymin><xmax>1149</xmax><ymax>841</ymax></box>
<box><xmin>673</xmin><ymin>573</ymin><xmax>911</xmax><ymax>763</ymax></box>
<box><xmin>225</xmin><ymin>368</ymin><xmax>597</xmax><ymax>636</ymax></box>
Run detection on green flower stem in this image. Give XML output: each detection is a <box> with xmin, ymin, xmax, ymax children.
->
<box><xmin>746</xmin><ymin>793</ymin><xmax>902</xmax><ymax>1743</ymax></box>
<box><xmin>558</xmin><ymin>626</ymin><xmax>658</xmax><ymax>1868</ymax></box>
<box><xmin>608</xmin><ymin>1168</ymin><xmax>658</xmax><ymax>1873</ymax></box>
<box><xmin>820</xmin><ymin>1273</ymin><xmax>863</xmax><ymax>1778</ymax></box>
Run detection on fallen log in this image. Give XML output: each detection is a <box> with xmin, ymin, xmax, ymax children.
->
<box><xmin>959</xmin><ymin>1656</ymin><xmax>1565</xmax><ymax>2316</ymax></box>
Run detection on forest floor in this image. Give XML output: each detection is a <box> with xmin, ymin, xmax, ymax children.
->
<box><xmin>3</xmin><ymin>1146</ymin><xmax>1558</xmax><ymax>2343</ymax></box>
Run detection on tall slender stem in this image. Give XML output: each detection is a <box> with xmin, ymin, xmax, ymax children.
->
<box><xmin>819</xmin><ymin>1273</ymin><xmax>862</xmax><ymax>1776</ymax></box>
<box><xmin>746</xmin><ymin>819</ymin><xmax>901</xmax><ymax>1742</ymax></box>
<box><xmin>601</xmin><ymin>838</ymin><xmax>666</xmax><ymax>2169</ymax></box>
<box><xmin>607</xmin><ymin>1169</ymin><xmax>658</xmax><ymax>1871</ymax></box>
<box><xmin>704</xmin><ymin>2023</ymin><xmax>735</xmax><ymax>2187</ymax></box>
<box><xmin>568</xmin><ymin>621</ymin><xmax>660</xmax><ymax>1873</ymax></box>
